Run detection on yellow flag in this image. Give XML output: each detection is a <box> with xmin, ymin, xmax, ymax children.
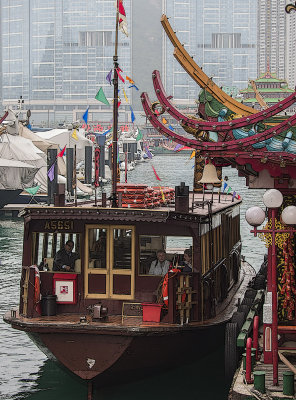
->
<box><xmin>159</xmin><ymin>186</ymin><xmax>165</xmax><ymax>202</ymax></box>
<box><xmin>162</xmin><ymin>117</ymin><xmax>167</xmax><ymax>124</ymax></box>
<box><xmin>122</xmin><ymin>88</ymin><xmax>129</xmax><ymax>103</ymax></box>
<box><xmin>72</xmin><ymin>129</ymin><xmax>78</xmax><ymax>140</ymax></box>
<box><xmin>190</xmin><ymin>150</ymin><xmax>195</xmax><ymax>159</ymax></box>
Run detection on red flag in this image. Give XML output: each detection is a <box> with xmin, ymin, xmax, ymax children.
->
<box><xmin>152</xmin><ymin>165</ymin><xmax>161</xmax><ymax>181</ymax></box>
<box><xmin>57</xmin><ymin>145</ymin><xmax>66</xmax><ymax>158</ymax></box>
<box><xmin>118</xmin><ymin>0</ymin><xmax>128</xmax><ymax>36</ymax></box>
<box><xmin>94</xmin><ymin>148</ymin><xmax>100</xmax><ymax>188</ymax></box>
<box><xmin>116</xmin><ymin>68</ymin><xmax>125</xmax><ymax>83</ymax></box>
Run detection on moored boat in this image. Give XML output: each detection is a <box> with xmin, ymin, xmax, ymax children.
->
<box><xmin>4</xmin><ymin>184</ymin><xmax>254</xmax><ymax>389</ymax></box>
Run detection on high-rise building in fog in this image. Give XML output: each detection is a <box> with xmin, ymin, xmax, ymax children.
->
<box><xmin>163</xmin><ymin>0</ymin><xmax>258</xmax><ymax>105</ymax></box>
<box><xmin>1</xmin><ymin>0</ymin><xmax>132</xmax><ymax>124</ymax></box>
<box><xmin>257</xmin><ymin>0</ymin><xmax>286</xmax><ymax>80</ymax></box>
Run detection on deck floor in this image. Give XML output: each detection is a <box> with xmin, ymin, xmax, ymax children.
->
<box><xmin>230</xmin><ymin>355</ymin><xmax>296</xmax><ymax>399</ymax></box>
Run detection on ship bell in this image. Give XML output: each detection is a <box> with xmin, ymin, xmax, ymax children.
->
<box><xmin>198</xmin><ymin>161</ymin><xmax>221</xmax><ymax>185</ymax></box>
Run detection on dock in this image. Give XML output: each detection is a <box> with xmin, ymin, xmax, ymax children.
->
<box><xmin>229</xmin><ymin>356</ymin><xmax>296</xmax><ymax>399</ymax></box>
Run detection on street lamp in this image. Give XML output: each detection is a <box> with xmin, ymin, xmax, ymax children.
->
<box><xmin>245</xmin><ymin>188</ymin><xmax>296</xmax><ymax>386</ymax></box>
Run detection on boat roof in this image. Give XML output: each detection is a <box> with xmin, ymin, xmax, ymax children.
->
<box><xmin>24</xmin><ymin>192</ymin><xmax>241</xmax><ymax>222</ymax></box>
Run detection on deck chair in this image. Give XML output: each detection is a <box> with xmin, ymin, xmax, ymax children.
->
<box><xmin>24</xmin><ymin>184</ymin><xmax>41</xmax><ymax>204</ymax></box>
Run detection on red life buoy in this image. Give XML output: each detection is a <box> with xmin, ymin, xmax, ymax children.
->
<box><xmin>33</xmin><ymin>266</ymin><xmax>41</xmax><ymax>314</ymax></box>
<box><xmin>162</xmin><ymin>268</ymin><xmax>180</xmax><ymax>306</ymax></box>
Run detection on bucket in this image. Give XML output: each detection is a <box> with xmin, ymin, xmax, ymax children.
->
<box><xmin>41</xmin><ymin>295</ymin><xmax>57</xmax><ymax>316</ymax></box>
<box><xmin>142</xmin><ymin>303</ymin><xmax>162</xmax><ymax>322</ymax></box>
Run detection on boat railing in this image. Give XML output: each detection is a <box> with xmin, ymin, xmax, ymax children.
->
<box><xmin>167</xmin><ymin>271</ymin><xmax>199</xmax><ymax>324</ymax></box>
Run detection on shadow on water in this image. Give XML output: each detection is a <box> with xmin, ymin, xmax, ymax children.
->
<box><xmin>18</xmin><ymin>345</ymin><xmax>230</xmax><ymax>400</ymax></box>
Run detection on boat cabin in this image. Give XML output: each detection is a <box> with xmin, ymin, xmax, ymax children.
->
<box><xmin>19</xmin><ymin>187</ymin><xmax>241</xmax><ymax>325</ymax></box>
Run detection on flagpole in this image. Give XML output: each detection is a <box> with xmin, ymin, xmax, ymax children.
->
<box><xmin>111</xmin><ymin>0</ymin><xmax>119</xmax><ymax>208</ymax></box>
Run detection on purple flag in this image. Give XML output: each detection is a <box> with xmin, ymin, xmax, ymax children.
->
<box><xmin>106</xmin><ymin>69</ymin><xmax>112</xmax><ymax>85</ymax></box>
<box><xmin>47</xmin><ymin>162</ymin><xmax>55</xmax><ymax>181</ymax></box>
<box><xmin>173</xmin><ymin>144</ymin><xmax>182</xmax><ymax>151</ymax></box>
<box><xmin>144</xmin><ymin>145</ymin><xmax>153</xmax><ymax>159</ymax></box>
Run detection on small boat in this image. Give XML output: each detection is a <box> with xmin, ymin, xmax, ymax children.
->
<box><xmin>4</xmin><ymin>181</ymin><xmax>255</xmax><ymax>389</ymax></box>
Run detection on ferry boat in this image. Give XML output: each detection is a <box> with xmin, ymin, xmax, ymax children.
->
<box><xmin>4</xmin><ymin>181</ymin><xmax>255</xmax><ymax>390</ymax></box>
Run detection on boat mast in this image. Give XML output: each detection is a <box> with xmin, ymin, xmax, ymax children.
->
<box><xmin>111</xmin><ymin>1</ymin><xmax>120</xmax><ymax>208</ymax></box>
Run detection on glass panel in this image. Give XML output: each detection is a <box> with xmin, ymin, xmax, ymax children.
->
<box><xmin>113</xmin><ymin>228</ymin><xmax>132</xmax><ymax>270</ymax></box>
<box><xmin>88</xmin><ymin>228</ymin><xmax>106</xmax><ymax>269</ymax></box>
<box><xmin>139</xmin><ymin>235</ymin><xmax>193</xmax><ymax>275</ymax></box>
<box><xmin>32</xmin><ymin>232</ymin><xmax>80</xmax><ymax>273</ymax></box>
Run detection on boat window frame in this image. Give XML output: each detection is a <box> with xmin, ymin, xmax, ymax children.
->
<box><xmin>31</xmin><ymin>231</ymin><xmax>81</xmax><ymax>273</ymax></box>
<box><xmin>84</xmin><ymin>224</ymin><xmax>135</xmax><ymax>300</ymax></box>
<box><xmin>138</xmin><ymin>234</ymin><xmax>194</xmax><ymax>276</ymax></box>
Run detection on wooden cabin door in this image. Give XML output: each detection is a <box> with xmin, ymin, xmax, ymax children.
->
<box><xmin>85</xmin><ymin>225</ymin><xmax>135</xmax><ymax>300</ymax></box>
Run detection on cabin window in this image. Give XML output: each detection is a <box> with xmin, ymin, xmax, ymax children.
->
<box><xmin>139</xmin><ymin>235</ymin><xmax>193</xmax><ymax>275</ymax></box>
<box><xmin>32</xmin><ymin>232</ymin><xmax>81</xmax><ymax>273</ymax></box>
<box><xmin>85</xmin><ymin>225</ymin><xmax>135</xmax><ymax>300</ymax></box>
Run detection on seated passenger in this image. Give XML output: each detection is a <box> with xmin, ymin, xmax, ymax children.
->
<box><xmin>149</xmin><ymin>250</ymin><xmax>171</xmax><ymax>276</ymax></box>
<box><xmin>91</xmin><ymin>232</ymin><xmax>106</xmax><ymax>259</ymax></box>
<box><xmin>181</xmin><ymin>248</ymin><xmax>192</xmax><ymax>272</ymax></box>
<box><xmin>53</xmin><ymin>240</ymin><xmax>79</xmax><ymax>272</ymax></box>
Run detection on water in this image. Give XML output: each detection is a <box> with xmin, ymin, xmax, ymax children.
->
<box><xmin>0</xmin><ymin>155</ymin><xmax>266</xmax><ymax>399</ymax></box>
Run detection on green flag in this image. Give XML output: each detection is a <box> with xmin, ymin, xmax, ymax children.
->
<box><xmin>24</xmin><ymin>185</ymin><xmax>40</xmax><ymax>195</ymax></box>
<box><xmin>227</xmin><ymin>186</ymin><xmax>232</xmax><ymax>195</ymax></box>
<box><xmin>136</xmin><ymin>129</ymin><xmax>143</xmax><ymax>141</ymax></box>
<box><xmin>95</xmin><ymin>87</ymin><xmax>110</xmax><ymax>105</ymax></box>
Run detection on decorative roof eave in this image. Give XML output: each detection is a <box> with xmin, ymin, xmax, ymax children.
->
<box><xmin>148</xmin><ymin>70</ymin><xmax>296</xmax><ymax>132</ymax></box>
<box><xmin>141</xmin><ymin>91</ymin><xmax>296</xmax><ymax>151</ymax></box>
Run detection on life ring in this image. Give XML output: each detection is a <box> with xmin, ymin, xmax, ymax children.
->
<box><xmin>33</xmin><ymin>266</ymin><xmax>41</xmax><ymax>313</ymax></box>
<box><xmin>162</xmin><ymin>268</ymin><xmax>180</xmax><ymax>306</ymax></box>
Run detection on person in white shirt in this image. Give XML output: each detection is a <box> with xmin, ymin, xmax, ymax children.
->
<box><xmin>149</xmin><ymin>250</ymin><xmax>171</xmax><ymax>275</ymax></box>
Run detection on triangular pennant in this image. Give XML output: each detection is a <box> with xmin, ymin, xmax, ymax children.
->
<box><xmin>122</xmin><ymin>88</ymin><xmax>129</xmax><ymax>103</ymax></box>
<box><xmin>106</xmin><ymin>69</ymin><xmax>112</xmax><ymax>85</ymax></box>
<box><xmin>57</xmin><ymin>145</ymin><xmax>66</xmax><ymax>158</ymax></box>
<box><xmin>72</xmin><ymin>129</ymin><xmax>78</xmax><ymax>140</ymax></box>
<box><xmin>47</xmin><ymin>162</ymin><xmax>55</xmax><ymax>181</ymax></box>
<box><xmin>152</xmin><ymin>165</ymin><xmax>161</xmax><ymax>181</ymax></box>
<box><xmin>116</xmin><ymin>68</ymin><xmax>125</xmax><ymax>83</ymax></box>
<box><xmin>136</xmin><ymin>129</ymin><xmax>143</xmax><ymax>141</ymax></box>
<box><xmin>190</xmin><ymin>151</ymin><xmax>195</xmax><ymax>159</ymax></box>
<box><xmin>222</xmin><ymin>182</ymin><xmax>228</xmax><ymax>193</ymax></box>
<box><xmin>95</xmin><ymin>87</ymin><xmax>110</xmax><ymax>105</ymax></box>
<box><xmin>227</xmin><ymin>186</ymin><xmax>232</xmax><ymax>194</ymax></box>
<box><xmin>130</xmin><ymin>105</ymin><xmax>135</xmax><ymax>123</ymax></box>
<box><xmin>82</xmin><ymin>107</ymin><xmax>89</xmax><ymax>124</ymax></box>
<box><xmin>126</xmin><ymin>76</ymin><xmax>135</xmax><ymax>84</ymax></box>
<box><xmin>162</xmin><ymin>117</ymin><xmax>167</xmax><ymax>124</ymax></box>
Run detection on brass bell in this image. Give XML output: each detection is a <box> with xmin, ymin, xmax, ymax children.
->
<box><xmin>198</xmin><ymin>161</ymin><xmax>221</xmax><ymax>184</ymax></box>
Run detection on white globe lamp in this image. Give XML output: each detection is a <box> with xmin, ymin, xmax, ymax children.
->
<box><xmin>245</xmin><ymin>206</ymin><xmax>266</xmax><ymax>227</ymax></box>
<box><xmin>281</xmin><ymin>206</ymin><xmax>296</xmax><ymax>225</ymax></box>
<box><xmin>262</xmin><ymin>189</ymin><xmax>283</xmax><ymax>208</ymax></box>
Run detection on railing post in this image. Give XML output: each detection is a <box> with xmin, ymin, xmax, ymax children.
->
<box><xmin>246</xmin><ymin>337</ymin><xmax>253</xmax><ymax>383</ymax></box>
<box><xmin>253</xmin><ymin>315</ymin><xmax>259</xmax><ymax>360</ymax></box>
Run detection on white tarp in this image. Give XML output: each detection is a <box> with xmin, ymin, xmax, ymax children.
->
<box><xmin>0</xmin><ymin>133</ymin><xmax>47</xmax><ymax>191</ymax></box>
<box><xmin>33</xmin><ymin>128</ymin><xmax>93</xmax><ymax>162</ymax></box>
<box><xmin>0</xmin><ymin>158</ymin><xmax>38</xmax><ymax>190</ymax></box>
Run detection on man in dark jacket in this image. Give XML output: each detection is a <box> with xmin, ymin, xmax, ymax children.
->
<box><xmin>53</xmin><ymin>240</ymin><xmax>79</xmax><ymax>272</ymax></box>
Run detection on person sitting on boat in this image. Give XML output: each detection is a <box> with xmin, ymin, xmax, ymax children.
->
<box><xmin>149</xmin><ymin>250</ymin><xmax>171</xmax><ymax>275</ymax></box>
<box><xmin>53</xmin><ymin>240</ymin><xmax>79</xmax><ymax>272</ymax></box>
<box><xmin>91</xmin><ymin>232</ymin><xmax>106</xmax><ymax>259</ymax></box>
<box><xmin>181</xmin><ymin>248</ymin><xmax>192</xmax><ymax>272</ymax></box>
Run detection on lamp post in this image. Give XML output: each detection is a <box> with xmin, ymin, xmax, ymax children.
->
<box><xmin>245</xmin><ymin>189</ymin><xmax>296</xmax><ymax>386</ymax></box>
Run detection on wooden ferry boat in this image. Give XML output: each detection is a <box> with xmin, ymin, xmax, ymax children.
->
<box><xmin>4</xmin><ymin>183</ymin><xmax>255</xmax><ymax>389</ymax></box>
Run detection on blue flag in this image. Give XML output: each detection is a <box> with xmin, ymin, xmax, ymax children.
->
<box><xmin>168</xmin><ymin>125</ymin><xmax>175</xmax><ymax>131</ymax></box>
<box><xmin>130</xmin><ymin>106</ymin><xmax>135</xmax><ymax>123</ymax></box>
<box><xmin>82</xmin><ymin>107</ymin><xmax>89</xmax><ymax>124</ymax></box>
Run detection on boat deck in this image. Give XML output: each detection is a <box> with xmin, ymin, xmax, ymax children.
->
<box><xmin>5</xmin><ymin>262</ymin><xmax>255</xmax><ymax>335</ymax></box>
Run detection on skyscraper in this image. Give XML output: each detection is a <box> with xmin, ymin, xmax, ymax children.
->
<box><xmin>257</xmin><ymin>0</ymin><xmax>286</xmax><ymax>80</ymax></box>
<box><xmin>163</xmin><ymin>0</ymin><xmax>258</xmax><ymax>105</ymax></box>
<box><xmin>1</xmin><ymin>0</ymin><xmax>132</xmax><ymax>125</ymax></box>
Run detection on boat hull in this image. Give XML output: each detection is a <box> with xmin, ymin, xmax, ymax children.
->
<box><xmin>27</xmin><ymin>322</ymin><xmax>225</xmax><ymax>386</ymax></box>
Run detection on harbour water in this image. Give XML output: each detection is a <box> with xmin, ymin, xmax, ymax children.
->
<box><xmin>0</xmin><ymin>155</ymin><xmax>266</xmax><ymax>400</ymax></box>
